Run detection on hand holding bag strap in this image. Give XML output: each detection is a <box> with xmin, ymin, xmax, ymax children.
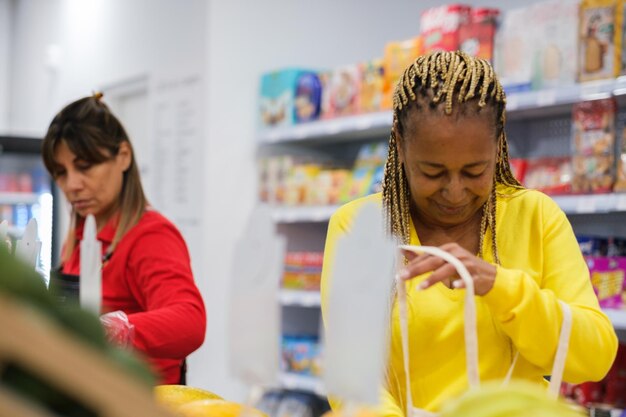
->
<box><xmin>547</xmin><ymin>300</ymin><xmax>573</xmax><ymax>399</ymax></box>
<box><xmin>396</xmin><ymin>245</ymin><xmax>480</xmax><ymax>413</ymax></box>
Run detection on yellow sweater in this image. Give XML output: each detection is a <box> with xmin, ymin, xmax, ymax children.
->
<box><xmin>320</xmin><ymin>186</ymin><xmax>618</xmax><ymax>414</ymax></box>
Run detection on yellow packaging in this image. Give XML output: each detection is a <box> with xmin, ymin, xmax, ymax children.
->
<box><xmin>578</xmin><ymin>0</ymin><xmax>622</xmax><ymax>81</ymax></box>
<box><xmin>360</xmin><ymin>58</ymin><xmax>385</xmax><ymax>113</ymax></box>
<box><xmin>617</xmin><ymin>0</ymin><xmax>626</xmax><ymax>76</ymax></box>
<box><xmin>382</xmin><ymin>37</ymin><xmax>423</xmax><ymax>110</ymax></box>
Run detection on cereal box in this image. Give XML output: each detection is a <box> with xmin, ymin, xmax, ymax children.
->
<box><xmin>578</xmin><ymin>0</ymin><xmax>617</xmax><ymax>82</ymax></box>
<box><xmin>459</xmin><ymin>7</ymin><xmax>500</xmax><ymax>62</ymax></box>
<box><xmin>420</xmin><ymin>4</ymin><xmax>472</xmax><ymax>53</ymax></box>
<box><xmin>571</xmin><ymin>98</ymin><xmax>616</xmax><ymax>156</ymax></box>
<box><xmin>359</xmin><ymin>58</ymin><xmax>385</xmax><ymax>113</ymax></box>
<box><xmin>494</xmin><ymin>7</ymin><xmax>534</xmax><ymax>92</ymax></box>
<box><xmin>382</xmin><ymin>37</ymin><xmax>422</xmax><ymax>110</ymax></box>
<box><xmin>259</xmin><ymin>69</ymin><xmax>320</xmax><ymax>128</ymax></box>
<box><xmin>328</xmin><ymin>65</ymin><xmax>361</xmax><ymax>117</ymax></box>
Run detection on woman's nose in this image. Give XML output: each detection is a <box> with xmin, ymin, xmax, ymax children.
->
<box><xmin>442</xmin><ymin>175</ymin><xmax>467</xmax><ymax>203</ymax></box>
<box><xmin>65</xmin><ymin>170</ymin><xmax>84</xmax><ymax>192</ymax></box>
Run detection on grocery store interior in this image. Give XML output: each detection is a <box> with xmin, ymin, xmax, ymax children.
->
<box><xmin>2</xmin><ymin>0</ymin><xmax>626</xmax><ymax>416</ymax></box>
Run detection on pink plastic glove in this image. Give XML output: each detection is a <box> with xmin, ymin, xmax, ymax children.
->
<box><xmin>100</xmin><ymin>310</ymin><xmax>135</xmax><ymax>348</ymax></box>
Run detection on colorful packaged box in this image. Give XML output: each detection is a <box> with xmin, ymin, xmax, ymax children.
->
<box><xmin>359</xmin><ymin>59</ymin><xmax>385</xmax><ymax>113</ymax></box>
<box><xmin>310</xmin><ymin>169</ymin><xmax>350</xmax><ymax>205</ymax></box>
<box><xmin>259</xmin><ymin>69</ymin><xmax>319</xmax><ymax>128</ymax></box>
<box><xmin>572</xmin><ymin>154</ymin><xmax>615</xmax><ymax>193</ymax></box>
<box><xmin>420</xmin><ymin>4</ymin><xmax>472</xmax><ymax>54</ymax></box>
<box><xmin>586</xmin><ymin>256</ymin><xmax>626</xmax><ymax>309</ymax></box>
<box><xmin>578</xmin><ymin>0</ymin><xmax>618</xmax><ymax>82</ymax></box>
<box><xmin>294</xmin><ymin>73</ymin><xmax>322</xmax><ymax>123</ymax></box>
<box><xmin>494</xmin><ymin>7</ymin><xmax>534</xmax><ymax>92</ymax></box>
<box><xmin>614</xmin><ymin>128</ymin><xmax>626</xmax><ymax>191</ymax></box>
<box><xmin>530</xmin><ymin>0</ymin><xmax>579</xmax><ymax>89</ymax></box>
<box><xmin>459</xmin><ymin>7</ymin><xmax>500</xmax><ymax>62</ymax></box>
<box><xmin>382</xmin><ymin>37</ymin><xmax>423</xmax><ymax>110</ymax></box>
<box><xmin>578</xmin><ymin>235</ymin><xmax>610</xmax><ymax>256</ymax></box>
<box><xmin>328</xmin><ymin>65</ymin><xmax>361</xmax><ymax>118</ymax></box>
<box><xmin>282</xmin><ymin>252</ymin><xmax>323</xmax><ymax>291</ymax></box>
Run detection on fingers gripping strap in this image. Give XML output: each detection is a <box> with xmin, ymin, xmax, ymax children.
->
<box><xmin>397</xmin><ymin>245</ymin><xmax>480</xmax><ymax>406</ymax></box>
<box><xmin>548</xmin><ymin>300</ymin><xmax>573</xmax><ymax>399</ymax></box>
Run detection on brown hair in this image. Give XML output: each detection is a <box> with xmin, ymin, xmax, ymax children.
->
<box><xmin>42</xmin><ymin>93</ymin><xmax>148</xmax><ymax>262</ymax></box>
<box><xmin>382</xmin><ymin>51</ymin><xmax>523</xmax><ymax>264</ymax></box>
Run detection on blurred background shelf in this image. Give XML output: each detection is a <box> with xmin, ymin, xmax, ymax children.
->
<box><xmin>271</xmin><ymin>206</ymin><xmax>340</xmax><ymax>223</ymax></box>
<box><xmin>279</xmin><ymin>290</ymin><xmax>321</xmax><ymax>307</ymax></box>
<box><xmin>0</xmin><ymin>191</ymin><xmax>39</xmax><ymax>205</ymax></box>
<box><xmin>605</xmin><ymin>309</ymin><xmax>626</xmax><ymax>330</ymax></box>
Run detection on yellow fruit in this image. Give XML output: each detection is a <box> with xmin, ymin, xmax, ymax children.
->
<box><xmin>439</xmin><ymin>380</ymin><xmax>585</xmax><ymax>417</ymax></box>
<box><xmin>177</xmin><ymin>399</ymin><xmax>268</xmax><ymax>417</ymax></box>
<box><xmin>154</xmin><ymin>385</ymin><xmax>223</xmax><ymax>410</ymax></box>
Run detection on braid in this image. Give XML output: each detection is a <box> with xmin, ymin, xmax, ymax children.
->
<box><xmin>382</xmin><ymin>51</ymin><xmax>523</xmax><ymax>264</ymax></box>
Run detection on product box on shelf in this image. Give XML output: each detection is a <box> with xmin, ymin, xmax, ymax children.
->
<box><xmin>420</xmin><ymin>4</ymin><xmax>472</xmax><ymax>54</ymax></box>
<box><xmin>572</xmin><ymin>154</ymin><xmax>615</xmax><ymax>193</ymax></box>
<box><xmin>259</xmin><ymin>69</ymin><xmax>321</xmax><ymax>129</ymax></box>
<box><xmin>339</xmin><ymin>142</ymin><xmax>388</xmax><ymax>203</ymax></box>
<box><xmin>586</xmin><ymin>256</ymin><xmax>626</xmax><ymax>309</ymax></box>
<box><xmin>494</xmin><ymin>7</ymin><xmax>534</xmax><ymax>92</ymax></box>
<box><xmin>359</xmin><ymin>59</ymin><xmax>385</xmax><ymax>113</ymax></box>
<box><xmin>310</xmin><ymin>169</ymin><xmax>350</xmax><ymax>206</ymax></box>
<box><xmin>382</xmin><ymin>37</ymin><xmax>423</xmax><ymax>110</ymax></box>
<box><xmin>282</xmin><ymin>251</ymin><xmax>323</xmax><ymax>291</ymax></box>
<box><xmin>281</xmin><ymin>334</ymin><xmax>322</xmax><ymax>376</ymax></box>
<box><xmin>284</xmin><ymin>163</ymin><xmax>322</xmax><ymax>206</ymax></box>
<box><xmin>459</xmin><ymin>7</ymin><xmax>500</xmax><ymax>62</ymax></box>
<box><xmin>614</xmin><ymin>127</ymin><xmax>626</xmax><ymax>191</ymax></box>
<box><xmin>578</xmin><ymin>0</ymin><xmax>619</xmax><ymax>82</ymax></box>
<box><xmin>508</xmin><ymin>158</ymin><xmax>528</xmax><ymax>184</ymax></box>
<box><xmin>327</xmin><ymin>65</ymin><xmax>361</xmax><ymax>118</ymax></box>
<box><xmin>530</xmin><ymin>0</ymin><xmax>578</xmax><ymax>89</ymax></box>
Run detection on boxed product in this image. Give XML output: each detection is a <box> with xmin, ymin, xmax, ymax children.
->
<box><xmin>282</xmin><ymin>252</ymin><xmax>323</xmax><ymax>291</ymax></box>
<box><xmin>259</xmin><ymin>69</ymin><xmax>320</xmax><ymax>128</ymax></box>
<box><xmin>459</xmin><ymin>7</ymin><xmax>500</xmax><ymax>62</ymax></box>
<box><xmin>310</xmin><ymin>169</ymin><xmax>350</xmax><ymax>206</ymax></box>
<box><xmin>359</xmin><ymin>59</ymin><xmax>385</xmax><ymax>113</ymax></box>
<box><xmin>494</xmin><ymin>7</ymin><xmax>534</xmax><ymax>92</ymax></box>
<box><xmin>586</xmin><ymin>256</ymin><xmax>626</xmax><ymax>309</ymax></box>
<box><xmin>318</xmin><ymin>71</ymin><xmax>333</xmax><ymax>120</ymax></box>
<box><xmin>614</xmin><ymin>127</ymin><xmax>626</xmax><ymax>191</ymax></box>
<box><xmin>382</xmin><ymin>37</ymin><xmax>423</xmax><ymax>110</ymax></box>
<box><xmin>578</xmin><ymin>235</ymin><xmax>611</xmax><ymax>256</ymax></box>
<box><xmin>281</xmin><ymin>335</ymin><xmax>319</xmax><ymax>375</ymax></box>
<box><xmin>420</xmin><ymin>4</ymin><xmax>472</xmax><ymax>54</ymax></box>
<box><xmin>284</xmin><ymin>163</ymin><xmax>321</xmax><ymax>206</ymax></box>
<box><xmin>328</xmin><ymin>65</ymin><xmax>361</xmax><ymax>118</ymax></box>
<box><xmin>578</xmin><ymin>0</ymin><xmax>618</xmax><ymax>82</ymax></box>
<box><xmin>523</xmin><ymin>157</ymin><xmax>573</xmax><ymax>194</ymax></box>
<box><xmin>294</xmin><ymin>72</ymin><xmax>322</xmax><ymax>123</ymax></box>
<box><xmin>530</xmin><ymin>0</ymin><xmax>579</xmax><ymax>89</ymax></box>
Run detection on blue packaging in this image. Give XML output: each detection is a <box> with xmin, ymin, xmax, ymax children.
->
<box><xmin>259</xmin><ymin>69</ymin><xmax>321</xmax><ymax>129</ymax></box>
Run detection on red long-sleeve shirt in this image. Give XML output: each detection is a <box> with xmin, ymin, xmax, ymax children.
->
<box><xmin>62</xmin><ymin>209</ymin><xmax>206</xmax><ymax>384</ymax></box>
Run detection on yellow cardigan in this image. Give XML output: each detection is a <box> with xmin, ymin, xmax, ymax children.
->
<box><xmin>320</xmin><ymin>185</ymin><xmax>617</xmax><ymax>414</ymax></box>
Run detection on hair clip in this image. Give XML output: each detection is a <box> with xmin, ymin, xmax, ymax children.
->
<box><xmin>92</xmin><ymin>91</ymin><xmax>104</xmax><ymax>101</ymax></box>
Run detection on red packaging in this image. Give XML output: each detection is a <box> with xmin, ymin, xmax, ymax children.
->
<box><xmin>508</xmin><ymin>158</ymin><xmax>528</xmax><ymax>184</ymax></box>
<box><xmin>604</xmin><ymin>344</ymin><xmax>626</xmax><ymax>407</ymax></box>
<box><xmin>572</xmin><ymin>381</ymin><xmax>605</xmax><ymax>406</ymax></box>
<box><xmin>459</xmin><ymin>7</ymin><xmax>500</xmax><ymax>62</ymax></box>
<box><xmin>420</xmin><ymin>4</ymin><xmax>471</xmax><ymax>53</ymax></box>
<box><xmin>524</xmin><ymin>157</ymin><xmax>572</xmax><ymax>195</ymax></box>
<box><xmin>572</xmin><ymin>98</ymin><xmax>616</xmax><ymax>156</ymax></box>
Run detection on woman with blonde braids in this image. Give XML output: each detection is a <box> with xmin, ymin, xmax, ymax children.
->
<box><xmin>320</xmin><ymin>51</ymin><xmax>617</xmax><ymax>414</ymax></box>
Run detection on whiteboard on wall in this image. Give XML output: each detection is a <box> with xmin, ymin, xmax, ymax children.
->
<box><xmin>103</xmin><ymin>72</ymin><xmax>204</xmax><ymax>280</ymax></box>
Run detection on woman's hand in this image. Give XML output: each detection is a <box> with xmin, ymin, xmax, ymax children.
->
<box><xmin>398</xmin><ymin>243</ymin><xmax>497</xmax><ymax>296</ymax></box>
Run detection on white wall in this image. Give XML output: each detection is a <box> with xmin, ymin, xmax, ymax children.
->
<box><xmin>0</xmin><ymin>0</ymin><xmax>13</xmax><ymax>133</ymax></box>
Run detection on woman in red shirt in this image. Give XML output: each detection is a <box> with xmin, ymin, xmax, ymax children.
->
<box><xmin>42</xmin><ymin>93</ymin><xmax>206</xmax><ymax>384</ymax></box>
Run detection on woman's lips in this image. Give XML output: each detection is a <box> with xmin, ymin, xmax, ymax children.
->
<box><xmin>72</xmin><ymin>200</ymin><xmax>92</xmax><ymax>210</ymax></box>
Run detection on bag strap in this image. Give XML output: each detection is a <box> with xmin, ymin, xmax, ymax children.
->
<box><xmin>396</xmin><ymin>245</ymin><xmax>480</xmax><ymax>411</ymax></box>
<box><xmin>548</xmin><ymin>300</ymin><xmax>572</xmax><ymax>398</ymax></box>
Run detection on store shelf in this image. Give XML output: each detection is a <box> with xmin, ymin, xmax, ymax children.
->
<box><xmin>258</xmin><ymin>78</ymin><xmax>626</xmax><ymax>144</ymax></box>
<box><xmin>604</xmin><ymin>309</ymin><xmax>626</xmax><ymax>330</ymax></box>
<box><xmin>271</xmin><ymin>205</ymin><xmax>339</xmax><ymax>223</ymax></box>
<box><xmin>278</xmin><ymin>372</ymin><xmax>325</xmax><ymax>396</ymax></box>
<box><xmin>0</xmin><ymin>192</ymin><xmax>39</xmax><ymax>205</ymax></box>
<box><xmin>279</xmin><ymin>290</ymin><xmax>321</xmax><ymax>307</ymax></box>
<box><xmin>552</xmin><ymin>194</ymin><xmax>626</xmax><ymax>214</ymax></box>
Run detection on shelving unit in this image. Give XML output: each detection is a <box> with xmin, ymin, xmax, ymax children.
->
<box><xmin>263</xmin><ymin>80</ymin><xmax>626</xmax><ymax>395</ymax></box>
<box><xmin>0</xmin><ymin>192</ymin><xmax>39</xmax><ymax>205</ymax></box>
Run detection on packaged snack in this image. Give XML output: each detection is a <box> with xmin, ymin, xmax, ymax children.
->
<box><xmin>571</xmin><ymin>98</ymin><xmax>616</xmax><ymax>156</ymax></box>
<box><xmin>281</xmin><ymin>335</ymin><xmax>319</xmax><ymax>375</ymax></box>
<box><xmin>604</xmin><ymin>344</ymin><xmax>626</xmax><ymax>407</ymax></box>
<box><xmin>382</xmin><ymin>37</ymin><xmax>423</xmax><ymax>110</ymax></box>
<box><xmin>328</xmin><ymin>65</ymin><xmax>361</xmax><ymax>118</ymax></box>
<box><xmin>420</xmin><ymin>4</ymin><xmax>472</xmax><ymax>54</ymax></box>
<box><xmin>578</xmin><ymin>0</ymin><xmax>617</xmax><ymax>82</ymax></box>
<box><xmin>572</xmin><ymin>154</ymin><xmax>615</xmax><ymax>193</ymax></box>
<box><xmin>530</xmin><ymin>0</ymin><xmax>579</xmax><ymax>89</ymax></box>
<box><xmin>586</xmin><ymin>256</ymin><xmax>626</xmax><ymax>309</ymax></box>
<box><xmin>494</xmin><ymin>7</ymin><xmax>534</xmax><ymax>92</ymax></box>
<box><xmin>259</xmin><ymin>69</ymin><xmax>320</xmax><ymax>128</ymax></box>
<box><xmin>523</xmin><ymin>157</ymin><xmax>573</xmax><ymax>194</ymax></box>
<box><xmin>578</xmin><ymin>235</ymin><xmax>610</xmax><ymax>256</ymax></box>
<box><xmin>294</xmin><ymin>73</ymin><xmax>322</xmax><ymax>123</ymax></box>
<box><xmin>459</xmin><ymin>7</ymin><xmax>500</xmax><ymax>62</ymax></box>
<box><xmin>310</xmin><ymin>168</ymin><xmax>350</xmax><ymax>205</ymax></box>
<box><xmin>284</xmin><ymin>163</ymin><xmax>321</xmax><ymax>206</ymax></box>
<box><xmin>618</xmin><ymin>0</ymin><xmax>626</xmax><ymax>75</ymax></box>
<box><xmin>282</xmin><ymin>252</ymin><xmax>323</xmax><ymax>291</ymax></box>
<box><xmin>318</xmin><ymin>71</ymin><xmax>333</xmax><ymax>120</ymax></box>
<box><xmin>359</xmin><ymin>59</ymin><xmax>385</xmax><ymax>113</ymax></box>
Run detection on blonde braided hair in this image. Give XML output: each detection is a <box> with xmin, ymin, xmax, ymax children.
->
<box><xmin>382</xmin><ymin>51</ymin><xmax>523</xmax><ymax>264</ymax></box>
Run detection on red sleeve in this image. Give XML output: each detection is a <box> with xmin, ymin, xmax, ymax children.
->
<box><xmin>124</xmin><ymin>222</ymin><xmax>206</xmax><ymax>359</ymax></box>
